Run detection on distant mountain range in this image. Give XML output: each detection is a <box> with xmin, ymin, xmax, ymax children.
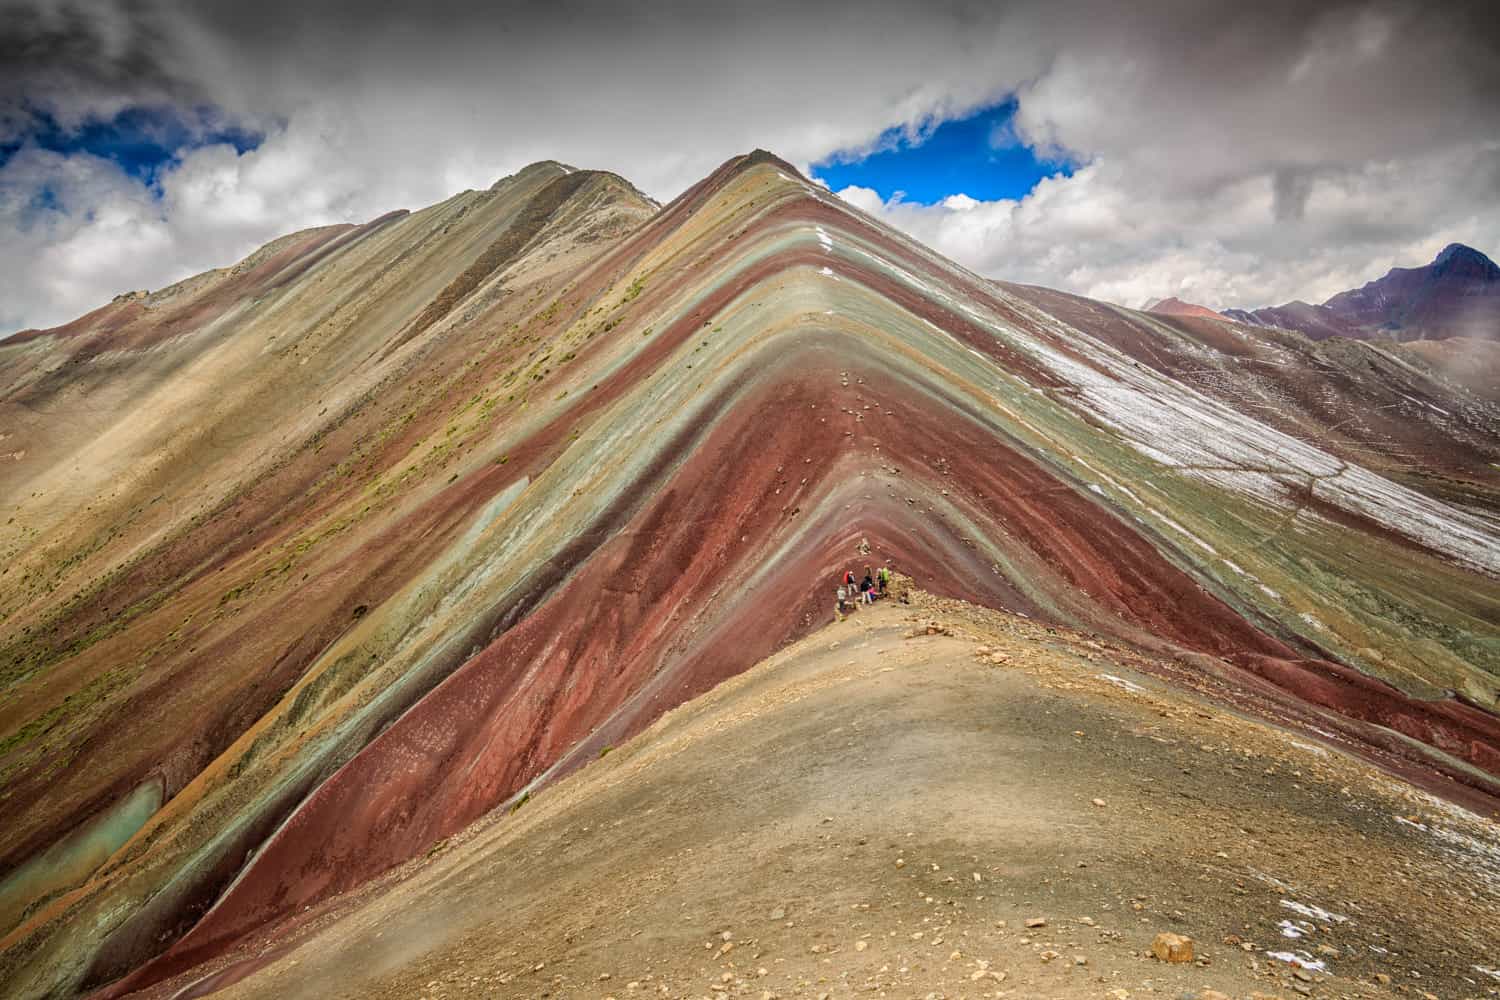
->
<box><xmin>1151</xmin><ymin>243</ymin><xmax>1500</xmax><ymax>342</ymax></box>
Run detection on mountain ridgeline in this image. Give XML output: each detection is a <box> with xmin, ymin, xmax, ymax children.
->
<box><xmin>1221</xmin><ymin>242</ymin><xmax>1500</xmax><ymax>343</ymax></box>
<box><xmin>1</xmin><ymin>151</ymin><xmax>1498</xmax><ymax>999</ymax></box>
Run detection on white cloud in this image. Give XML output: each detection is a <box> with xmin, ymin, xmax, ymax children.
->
<box><xmin>2</xmin><ymin>0</ymin><xmax>1498</xmax><ymax>331</ymax></box>
<box><xmin>840</xmin><ymin>139</ymin><xmax>1500</xmax><ymax>310</ymax></box>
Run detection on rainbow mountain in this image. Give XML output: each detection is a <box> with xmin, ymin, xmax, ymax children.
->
<box><xmin>1</xmin><ymin>151</ymin><xmax>1498</xmax><ymax>999</ymax></box>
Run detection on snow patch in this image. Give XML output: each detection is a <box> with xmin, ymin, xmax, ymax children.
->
<box><xmin>1280</xmin><ymin>899</ymin><xmax>1347</xmax><ymax>924</ymax></box>
<box><xmin>1098</xmin><ymin>673</ymin><xmax>1144</xmax><ymax>693</ymax></box>
<box><xmin>1393</xmin><ymin>808</ymin><xmax>1500</xmax><ymax>892</ymax></box>
<box><xmin>1299</xmin><ymin>612</ymin><xmax>1328</xmax><ymax>632</ymax></box>
<box><xmin>996</xmin><ymin>297</ymin><xmax>1500</xmax><ymax>575</ymax></box>
<box><xmin>1265</xmin><ymin>951</ymin><xmax>1328</xmax><ymax>973</ymax></box>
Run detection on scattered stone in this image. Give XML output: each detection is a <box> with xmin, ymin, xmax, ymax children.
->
<box><xmin>855</xmin><ymin>940</ymin><xmax>868</xmax><ymax>952</ymax></box>
<box><xmin>1091</xmin><ymin>798</ymin><xmax>1107</xmax><ymax>807</ymax></box>
<box><xmin>1374</xmin><ymin>972</ymin><xmax>1392</xmax><ymax>985</ymax></box>
<box><xmin>768</xmin><ymin>907</ymin><xmax>785</xmax><ymax>921</ymax></box>
<box><xmin>1151</xmin><ymin>932</ymin><xmax>1194</xmax><ymax>963</ymax></box>
<box><xmin>1040</xmin><ymin>950</ymin><xmax>1059</xmax><ymax>962</ymax></box>
<box><xmin>1025</xmin><ymin>917</ymin><xmax>1048</xmax><ymax>928</ymax></box>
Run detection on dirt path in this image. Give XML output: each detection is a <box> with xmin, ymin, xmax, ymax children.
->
<box><xmin>144</xmin><ymin>600</ymin><xmax>1500</xmax><ymax>1000</ymax></box>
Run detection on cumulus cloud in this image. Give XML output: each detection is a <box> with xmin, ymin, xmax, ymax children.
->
<box><xmin>842</xmin><ymin>1</ymin><xmax>1500</xmax><ymax>309</ymax></box>
<box><xmin>842</xmin><ymin>143</ymin><xmax>1500</xmax><ymax>309</ymax></box>
<box><xmin>1</xmin><ymin>0</ymin><xmax>1498</xmax><ymax>331</ymax></box>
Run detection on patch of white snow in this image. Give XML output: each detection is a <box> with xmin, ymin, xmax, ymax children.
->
<box><xmin>1280</xmin><ymin>899</ymin><xmax>1347</xmax><ymax>923</ymax></box>
<box><xmin>1265</xmin><ymin>951</ymin><xmax>1328</xmax><ymax>973</ymax></box>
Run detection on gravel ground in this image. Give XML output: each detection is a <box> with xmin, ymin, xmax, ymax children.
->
<box><xmin>143</xmin><ymin>597</ymin><xmax>1500</xmax><ymax>1000</ymax></box>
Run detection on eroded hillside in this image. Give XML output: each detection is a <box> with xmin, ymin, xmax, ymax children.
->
<box><xmin>1</xmin><ymin>151</ymin><xmax>1497</xmax><ymax>1000</ymax></box>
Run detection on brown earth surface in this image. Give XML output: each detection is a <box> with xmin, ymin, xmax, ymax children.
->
<box><xmin>3</xmin><ymin>153</ymin><xmax>1497</xmax><ymax>1000</ymax></box>
<box><xmin>125</xmin><ymin>595</ymin><xmax>1500</xmax><ymax>1000</ymax></box>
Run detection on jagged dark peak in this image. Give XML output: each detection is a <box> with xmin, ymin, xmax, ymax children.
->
<box><xmin>1431</xmin><ymin>242</ymin><xmax>1499</xmax><ymax>279</ymax></box>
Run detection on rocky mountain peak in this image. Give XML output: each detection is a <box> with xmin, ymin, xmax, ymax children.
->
<box><xmin>1431</xmin><ymin>242</ymin><xmax>1499</xmax><ymax>280</ymax></box>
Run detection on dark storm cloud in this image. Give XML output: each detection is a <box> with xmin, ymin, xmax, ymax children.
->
<box><xmin>0</xmin><ymin>1</ymin><xmax>214</xmax><ymax>140</ymax></box>
<box><xmin>2</xmin><ymin>0</ymin><xmax>1498</xmax><ymax>330</ymax></box>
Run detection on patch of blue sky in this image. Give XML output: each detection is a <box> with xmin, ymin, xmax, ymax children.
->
<box><xmin>0</xmin><ymin>104</ymin><xmax>263</xmax><ymax>187</ymax></box>
<box><xmin>812</xmin><ymin>99</ymin><xmax>1071</xmax><ymax>205</ymax></box>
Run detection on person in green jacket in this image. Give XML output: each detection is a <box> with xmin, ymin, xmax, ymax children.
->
<box><xmin>878</xmin><ymin>566</ymin><xmax>890</xmax><ymax>595</ymax></box>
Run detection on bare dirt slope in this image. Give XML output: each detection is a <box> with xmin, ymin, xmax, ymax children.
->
<box><xmin>5</xmin><ymin>152</ymin><xmax>1497</xmax><ymax>999</ymax></box>
<box><xmin>143</xmin><ymin>597</ymin><xmax>1500</xmax><ymax>1000</ymax></box>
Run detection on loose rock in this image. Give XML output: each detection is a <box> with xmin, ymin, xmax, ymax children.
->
<box><xmin>1150</xmin><ymin>932</ymin><xmax>1194</xmax><ymax>963</ymax></box>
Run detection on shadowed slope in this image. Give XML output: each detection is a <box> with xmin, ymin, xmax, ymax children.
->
<box><xmin>1</xmin><ymin>152</ymin><xmax>1497</xmax><ymax>1000</ymax></box>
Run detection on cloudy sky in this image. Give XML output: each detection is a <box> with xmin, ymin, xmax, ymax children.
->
<box><xmin>2</xmin><ymin>0</ymin><xmax>1497</xmax><ymax>333</ymax></box>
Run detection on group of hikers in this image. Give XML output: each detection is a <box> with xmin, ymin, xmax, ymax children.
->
<box><xmin>836</xmin><ymin>565</ymin><xmax>891</xmax><ymax>616</ymax></box>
